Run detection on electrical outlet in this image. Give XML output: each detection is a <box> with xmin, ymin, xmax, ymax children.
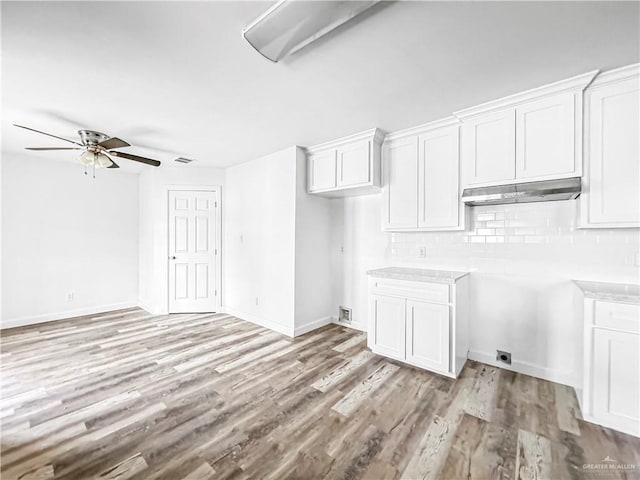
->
<box><xmin>496</xmin><ymin>350</ymin><xmax>511</xmax><ymax>365</ymax></box>
<box><xmin>418</xmin><ymin>247</ymin><xmax>426</xmax><ymax>258</ymax></box>
<box><xmin>67</xmin><ymin>292</ymin><xmax>75</xmax><ymax>302</ymax></box>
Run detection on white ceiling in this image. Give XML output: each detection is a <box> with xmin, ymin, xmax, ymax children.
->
<box><xmin>2</xmin><ymin>1</ymin><xmax>639</xmax><ymax>171</ymax></box>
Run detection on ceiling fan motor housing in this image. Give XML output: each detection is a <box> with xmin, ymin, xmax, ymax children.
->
<box><xmin>78</xmin><ymin>129</ymin><xmax>110</xmax><ymax>146</ymax></box>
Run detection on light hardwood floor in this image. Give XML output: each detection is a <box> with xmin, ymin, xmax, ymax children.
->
<box><xmin>1</xmin><ymin>308</ymin><xmax>638</xmax><ymax>479</ymax></box>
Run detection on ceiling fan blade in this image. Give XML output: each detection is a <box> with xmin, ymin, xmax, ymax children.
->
<box><xmin>107</xmin><ymin>159</ymin><xmax>120</xmax><ymax>169</ymax></box>
<box><xmin>98</xmin><ymin>137</ymin><xmax>130</xmax><ymax>150</ymax></box>
<box><xmin>14</xmin><ymin>124</ymin><xmax>83</xmax><ymax>146</ymax></box>
<box><xmin>25</xmin><ymin>146</ymin><xmax>83</xmax><ymax>151</ymax></box>
<box><xmin>110</xmin><ymin>151</ymin><xmax>161</xmax><ymax>167</ymax></box>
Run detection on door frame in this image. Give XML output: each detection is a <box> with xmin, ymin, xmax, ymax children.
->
<box><xmin>165</xmin><ymin>185</ymin><xmax>222</xmax><ymax>313</ymax></box>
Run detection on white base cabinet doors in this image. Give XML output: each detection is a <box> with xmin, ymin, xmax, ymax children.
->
<box><xmin>371</xmin><ymin>295</ymin><xmax>406</xmax><ymax>360</ymax></box>
<box><xmin>405</xmin><ymin>300</ymin><xmax>450</xmax><ymax>373</ymax></box>
<box><xmin>581</xmin><ymin>63</ymin><xmax>640</xmax><ymax>228</ymax></box>
<box><xmin>368</xmin><ymin>275</ymin><xmax>469</xmax><ymax>378</ymax></box>
<box><xmin>583</xmin><ymin>298</ymin><xmax>640</xmax><ymax>437</ymax></box>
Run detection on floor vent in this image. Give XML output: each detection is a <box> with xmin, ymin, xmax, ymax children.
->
<box><xmin>496</xmin><ymin>350</ymin><xmax>512</xmax><ymax>365</ymax></box>
<box><xmin>339</xmin><ymin>306</ymin><xmax>352</xmax><ymax>324</ymax></box>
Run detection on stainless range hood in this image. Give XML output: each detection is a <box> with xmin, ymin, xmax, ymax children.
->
<box><xmin>461</xmin><ymin>177</ymin><xmax>581</xmax><ymax>206</ymax></box>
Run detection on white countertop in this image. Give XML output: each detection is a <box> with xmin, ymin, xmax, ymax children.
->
<box><xmin>574</xmin><ymin>280</ymin><xmax>640</xmax><ymax>305</ymax></box>
<box><xmin>366</xmin><ymin>267</ymin><xmax>469</xmax><ymax>284</ymax></box>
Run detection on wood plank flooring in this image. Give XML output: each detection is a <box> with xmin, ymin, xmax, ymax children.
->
<box><xmin>1</xmin><ymin>308</ymin><xmax>638</xmax><ymax>479</ymax></box>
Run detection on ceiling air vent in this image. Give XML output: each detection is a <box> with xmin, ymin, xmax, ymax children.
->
<box><xmin>174</xmin><ymin>157</ymin><xmax>195</xmax><ymax>164</ymax></box>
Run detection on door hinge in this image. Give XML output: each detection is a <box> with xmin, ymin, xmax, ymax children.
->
<box><xmin>215</xmin><ymin>290</ymin><xmax>218</xmax><ymax>296</ymax></box>
<box><xmin>215</xmin><ymin>248</ymin><xmax>218</xmax><ymax>255</ymax></box>
<box><xmin>215</xmin><ymin>201</ymin><xmax>218</xmax><ymax>208</ymax></box>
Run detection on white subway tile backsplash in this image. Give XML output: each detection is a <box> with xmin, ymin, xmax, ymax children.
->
<box><xmin>486</xmin><ymin>220</ymin><xmax>505</xmax><ymax>228</ymax></box>
<box><xmin>390</xmin><ymin>200</ymin><xmax>639</xmax><ymax>282</ymax></box>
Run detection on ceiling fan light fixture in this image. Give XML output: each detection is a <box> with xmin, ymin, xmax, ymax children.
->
<box><xmin>79</xmin><ymin>149</ymin><xmax>113</xmax><ymax>168</ymax></box>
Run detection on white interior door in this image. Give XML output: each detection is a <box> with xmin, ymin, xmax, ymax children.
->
<box><xmin>168</xmin><ymin>190</ymin><xmax>219</xmax><ymax>313</ymax></box>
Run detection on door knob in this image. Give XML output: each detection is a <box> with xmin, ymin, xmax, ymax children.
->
<box><xmin>169</xmin><ymin>256</ymin><xmax>176</xmax><ymax>260</ymax></box>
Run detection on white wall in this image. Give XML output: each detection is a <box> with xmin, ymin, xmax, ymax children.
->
<box><xmin>1</xmin><ymin>156</ymin><xmax>139</xmax><ymax>328</ymax></box>
<box><xmin>331</xmin><ymin>194</ymin><xmax>389</xmax><ymax>332</ymax></box>
<box><xmin>332</xmin><ymin>196</ymin><xmax>640</xmax><ymax>387</ymax></box>
<box><xmin>138</xmin><ymin>166</ymin><xmax>225</xmax><ymax>314</ymax></box>
<box><xmin>224</xmin><ymin>147</ymin><xmax>297</xmax><ymax>335</ymax></box>
<box><xmin>293</xmin><ymin>147</ymin><xmax>333</xmax><ymax>334</ymax></box>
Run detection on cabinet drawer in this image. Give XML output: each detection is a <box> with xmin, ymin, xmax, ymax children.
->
<box><xmin>595</xmin><ymin>301</ymin><xmax>640</xmax><ymax>333</ymax></box>
<box><xmin>371</xmin><ymin>278</ymin><xmax>450</xmax><ymax>304</ymax></box>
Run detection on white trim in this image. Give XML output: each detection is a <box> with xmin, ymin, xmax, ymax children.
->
<box><xmin>306</xmin><ymin>127</ymin><xmax>385</xmax><ymax>154</ymax></box>
<box><xmin>467</xmin><ymin>349</ymin><xmax>578</xmax><ymax>388</ymax></box>
<box><xmin>294</xmin><ymin>316</ymin><xmax>332</xmax><ymax>337</ymax></box>
<box><xmin>0</xmin><ymin>301</ymin><xmax>138</xmax><ymax>330</ymax></box>
<box><xmin>222</xmin><ymin>306</ymin><xmax>294</xmax><ymax>337</ymax></box>
<box><xmin>165</xmin><ymin>185</ymin><xmax>223</xmax><ymax>313</ymax></box>
<box><xmin>331</xmin><ymin>315</ymin><xmax>367</xmax><ymax>332</ymax></box>
<box><xmin>454</xmin><ymin>70</ymin><xmax>599</xmax><ymax>120</ymax></box>
<box><xmin>383</xmin><ymin>116</ymin><xmax>460</xmax><ymax>143</ymax></box>
<box><xmin>589</xmin><ymin>63</ymin><xmax>639</xmax><ymax>88</ymax></box>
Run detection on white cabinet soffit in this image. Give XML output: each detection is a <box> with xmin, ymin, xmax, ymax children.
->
<box><xmin>242</xmin><ymin>0</ymin><xmax>380</xmax><ymax>63</ymax></box>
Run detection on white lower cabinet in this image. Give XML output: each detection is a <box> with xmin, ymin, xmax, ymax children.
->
<box><xmin>371</xmin><ymin>295</ymin><xmax>406</xmax><ymax>360</ymax></box>
<box><xmin>583</xmin><ymin>299</ymin><xmax>640</xmax><ymax>437</ymax></box>
<box><xmin>405</xmin><ymin>300</ymin><xmax>450</xmax><ymax>373</ymax></box>
<box><xmin>368</xmin><ymin>274</ymin><xmax>469</xmax><ymax>378</ymax></box>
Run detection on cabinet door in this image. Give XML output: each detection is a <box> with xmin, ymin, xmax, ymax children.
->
<box><xmin>382</xmin><ymin>137</ymin><xmax>419</xmax><ymax>229</ymax></box>
<box><xmin>461</xmin><ymin>109</ymin><xmax>515</xmax><ymax>186</ymax></box>
<box><xmin>337</xmin><ymin>141</ymin><xmax>371</xmax><ymax>187</ymax></box>
<box><xmin>592</xmin><ymin>328</ymin><xmax>640</xmax><ymax>436</ymax></box>
<box><xmin>418</xmin><ymin>126</ymin><xmax>460</xmax><ymax>229</ymax></box>
<box><xmin>516</xmin><ymin>92</ymin><xmax>576</xmax><ymax>180</ymax></box>
<box><xmin>406</xmin><ymin>300</ymin><xmax>450</xmax><ymax>374</ymax></box>
<box><xmin>585</xmin><ymin>76</ymin><xmax>640</xmax><ymax>226</ymax></box>
<box><xmin>371</xmin><ymin>295</ymin><xmax>406</xmax><ymax>360</ymax></box>
<box><xmin>308</xmin><ymin>150</ymin><xmax>337</xmax><ymax>192</ymax></box>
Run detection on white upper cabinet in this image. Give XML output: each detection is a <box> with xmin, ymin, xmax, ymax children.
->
<box><xmin>382</xmin><ymin>136</ymin><xmax>419</xmax><ymax>230</ymax></box>
<box><xmin>307</xmin><ymin>128</ymin><xmax>384</xmax><ymax>197</ymax></box>
<box><xmin>581</xmin><ymin>64</ymin><xmax>640</xmax><ymax>228</ymax></box>
<box><xmin>308</xmin><ymin>149</ymin><xmax>337</xmax><ymax>191</ymax></box>
<box><xmin>336</xmin><ymin>140</ymin><xmax>371</xmax><ymax>187</ymax></box>
<box><xmin>460</xmin><ymin>109</ymin><xmax>515</xmax><ymax>186</ymax></box>
<box><xmin>455</xmin><ymin>70</ymin><xmax>598</xmax><ymax>188</ymax></box>
<box><xmin>418</xmin><ymin>125</ymin><xmax>461</xmax><ymax>228</ymax></box>
<box><xmin>383</xmin><ymin>118</ymin><xmax>465</xmax><ymax>232</ymax></box>
<box><xmin>516</xmin><ymin>92</ymin><xmax>576</xmax><ymax>180</ymax></box>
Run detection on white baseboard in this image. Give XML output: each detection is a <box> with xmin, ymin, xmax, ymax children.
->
<box><xmin>1</xmin><ymin>301</ymin><xmax>139</xmax><ymax>330</ymax></box>
<box><xmin>467</xmin><ymin>349</ymin><xmax>577</xmax><ymax>388</ymax></box>
<box><xmin>222</xmin><ymin>306</ymin><xmax>294</xmax><ymax>337</ymax></box>
<box><xmin>294</xmin><ymin>316</ymin><xmax>332</xmax><ymax>337</ymax></box>
<box><xmin>331</xmin><ymin>316</ymin><xmax>367</xmax><ymax>332</ymax></box>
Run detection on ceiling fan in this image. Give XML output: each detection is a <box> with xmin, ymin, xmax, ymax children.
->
<box><xmin>14</xmin><ymin>124</ymin><xmax>162</xmax><ymax>175</ymax></box>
